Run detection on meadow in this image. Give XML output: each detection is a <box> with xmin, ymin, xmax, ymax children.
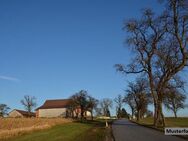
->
<box><xmin>0</xmin><ymin>118</ymin><xmax>71</xmax><ymax>140</ymax></box>
<box><xmin>0</xmin><ymin>118</ymin><xmax>111</xmax><ymax>141</ymax></box>
<box><xmin>2</xmin><ymin>120</ymin><xmax>109</xmax><ymax>141</ymax></box>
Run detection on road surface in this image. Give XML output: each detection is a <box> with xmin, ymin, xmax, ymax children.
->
<box><xmin>112</xmin><ymin>119</ymin><xmax>186</xmax><ymax>141</ymax></box>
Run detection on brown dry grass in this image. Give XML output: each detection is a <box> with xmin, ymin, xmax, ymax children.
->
<box><xmin>0</xmin><ymin>118</ymin><xmax>71</xmax><ymax>140</ymax></box>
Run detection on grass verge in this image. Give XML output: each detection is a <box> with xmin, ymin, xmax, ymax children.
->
<box><xmin>131</xmin><ymin>117</ymin><xmax>188</xmax><ymax>140</ymax></box>
<box><xmin>1</xmin><ymin>120</ymin><xmax>113</xmax><ymax>141</ymax></box>
<box><xmin>132</xmin><ymin>117</ymin><xmax>188</xmax><ymax>127</ymax></box>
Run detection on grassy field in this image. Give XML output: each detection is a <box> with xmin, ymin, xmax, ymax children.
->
<box><xmin>0</xmin><ymin>118</ymin><xmax>71</xmax><ymax>140</ymax></box>
<box><xmin>133</xmin><ymin>117</ymin><xmax>188</xmax><ymax>127</ymax></box>
<box><xmin>1</xmin><ymin>120</ymin><xmax>109</xmax><ymax>141</ymax></box>
<box><xmin>131</xmin><ymin>117</ymin><xmax>188</xmax><ymax>139</ymax></box>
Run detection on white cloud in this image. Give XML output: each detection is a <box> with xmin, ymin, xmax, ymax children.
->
<box><xmin>0</xmin><ymin>75</ymin><xmax>20</xmax><ymax>82</ymax></box>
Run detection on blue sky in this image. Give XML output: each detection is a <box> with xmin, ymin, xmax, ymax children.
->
<box><xmin>0</xmin><ymin>0</ymin><xmax>187</xmax><ymax>116</ymax></box>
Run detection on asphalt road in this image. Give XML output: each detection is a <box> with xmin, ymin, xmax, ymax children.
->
<box><xmin>112</xmin><ymin>119</ymin><xmax>186</xmax><ymax>141</ymax></box>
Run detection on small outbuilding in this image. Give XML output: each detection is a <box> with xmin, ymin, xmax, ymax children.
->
<box><xmin>9</xmin><ymin>109</ymin><xmax>36</xmax><ymax>118</ymax></box>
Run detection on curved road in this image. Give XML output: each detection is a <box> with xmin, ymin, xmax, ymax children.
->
<box><xmin>112</xmin><ymin>119</ymin><xmax>186</xmax><ymax>141</ymax></box>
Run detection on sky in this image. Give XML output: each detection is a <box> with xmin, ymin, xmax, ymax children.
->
<box><xmin>0</xmin><ymin>0</ymin><xmax>187</xmax><ymax>117</ymax></box>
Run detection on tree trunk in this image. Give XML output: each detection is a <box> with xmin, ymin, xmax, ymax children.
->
<box><xmin>174</xmin><ymin>110</ymin><xmax>177</xmax><ymax>118</ymax></box>
<box><xmin>155</xmin><ymin>99</ymin><xmax>165</xmax><ymax>127</ymax></box>
<box><xmin>81</xmin><ymin>109</ymin><xmax>84</xmax><ymax>122</ymax></box>
<box><xmin>137</xmin><ymin>110</ymin><xmax>141</xmax><ymax>121</ymax></box>
<box><xmin>91</xmin><ymin>111</ymin><xmax>93</xmax><ymax>120</ymax></box>
<box><xmin>161</xmin><ymin>106</ymin><xmax>165</xmax><ymax>127</ymax></box>
<box><xmin>71</xmin><ymin>111</ymin><xmax>74</xmax><ymax>118</ymax></box>
<box><xmin>105</xmin><ymin>119</ymin><xmax>108</xmax><ymax>128</ymax></box>
<box><xmin>153</xmin><ymin>102</ymin><xmax>158</xmax><ymax>126</ymax></box>
<box><xmin>148</xmin><ymin>72</ymin><xmax>158</xmax><ymax>127</ymax></box>
<box><xmin>131</xmin><ymin>108</ymin><xmax>134</xmax><ymax>119</ymax></box>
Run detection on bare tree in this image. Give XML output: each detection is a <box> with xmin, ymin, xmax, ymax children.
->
<box><xmin>87</xmin><ymin>96</ymin><xmax>98</xmax><ymax>120</ymax></box>
<box><xmin>121</xmin><ymin>108</ymin><xmax>130</xmax><ymax>118</ymax></box>
<box><xmin>100</xmin><ymin>98</ymin><xmax>113</xmax><ymax>117</ymax></box>
<box><xmin>115</xmin><ymin>0</ymin><xmax>188</xmax><ymax>127</ymax></box>
<box><xmin>163</xmin><ymin>88</ymin><xmax>187</xmax><ymax>118</ymax></box>
<box><xmin>100</xmin><ymin>98</ymin><xmax>113</xmax><ymax>128</ymax></box>
<box><xmin>114</xmin><ymin>94</ymin><xmax>124</xmax><ymax>118</ymax></box>
<box><xmin>125</xmin><ymin>79</ymin><xmax>151</xmax><ymax>121</ymax></box>
<box><xmin>0</xmin><ymin>104</ymin><xmax>10</xmax><ymax>117</ymax></box>
<box><xmin>66</xmin><ymin>99</ymin><xmax>77</xmax><ymax>118</ymax></box>
<box><xmin>124</xmin><ymin>93</ymin><xmax>136</xmax><ymax>119</ymax></box>
<box><xmin>20</xmin><ymin>95</ymin><xmax>37</xmax><ymax>117</ymax></box>
<box><xmin>95</xmin><ymin>107</ymin><xmax>103</xmax><ymax>116</ymax></box>
<box><xmin>115</xmin><ymin>8</ymin><xmax>166</xmax><ymax>125</ymax></box>
<box><xmin>70</xmin><ymin>90</ymin><xmax>90</xmax><ymax>121</ymax></box>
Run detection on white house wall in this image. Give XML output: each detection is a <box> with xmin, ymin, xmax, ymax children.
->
<box><xmin>38</xmin><ymin>108</ymin><xmax>66</xmax><ymax>118</ymax></box>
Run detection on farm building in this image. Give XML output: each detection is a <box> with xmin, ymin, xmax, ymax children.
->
<box><xmin>36</xmin><ymin>99</ymin><xmax>91</xmax><ymax>118</ymax></box>
<box><xmin>9</xmin><ymin>109</ymin><xmax>36</xmax><ymax>118</ymax></box>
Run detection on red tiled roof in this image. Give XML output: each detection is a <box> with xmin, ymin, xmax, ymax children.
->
<box><xmin>36</xmin><ymin>99</ymin><xmax>71</xmax><ymax>110</ymax></box>
<box><xmin>15</xmin><ymin>109</ymin><xmax>35</xmax><ymax>117</ymax></box>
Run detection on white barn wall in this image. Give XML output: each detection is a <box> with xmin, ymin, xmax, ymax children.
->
<box><xmin>38</xmin><ymin>108</ymin><xmax>66</xmax><ymax>118</ymax></box>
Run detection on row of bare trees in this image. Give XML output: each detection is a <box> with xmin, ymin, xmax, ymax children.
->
<box><xmin>69</xmin><ymin>90</ymin><xmax>98</xmax><ymax>121</ymax></box>
<box><xmin>115</xmin><ymin>0</ymin><xmax>188</xmax><ymax>127</ymax></box>
<box><xmin>0</xmin><ymin>87</ymin><xmax>186</xmax><ymax>122</ymax></box>
<box><xmin>124</xmin><ymin>78</ymin><xmax>152</xmax><ymax>121</ymax></box>
<box><xmin>69</xmin><ymin>90</ymin><xmax>131</xmax><ymax>120</ymax></box>
<box><xmin>123</xmin><ymin>77</ymin><xmax>187</xmax><ymax>120</ymax></box>
<box><xmin>69</xmin><ymin>90</ymin><xmax>115</xmax><ymax>121</ymax></box>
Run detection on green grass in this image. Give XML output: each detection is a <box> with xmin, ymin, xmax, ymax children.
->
<box><xmin>132</xmin><ymin>117</ymin><xmax>188</xmax><ymax>139</ymax></box>
<box><xmin>134</xmin><ymin>117</ymin><xmax>188</xmax><ymax>127</ymax></box>
<box><xmin>132</xmin><ymin>117</ymin><xmax>188</xmax><ymax>135</ymax></box>
<box><xmin>164</xmin><ymin>117</ymin><xmax>188</xmax><ymax>127</ymax></box>
<box><xmin>134</xmin><ymin>117</ymin><xmax>153</xmax><ymax>126</ymax></box>
<box><xmin>2</xmin><ymin>121</ymin><xmax>107</xmax><ymax>141</ymax></box>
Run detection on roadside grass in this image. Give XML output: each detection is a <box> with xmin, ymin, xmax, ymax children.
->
<box><xmin>164</xmin><ymin>117</ymin><xmax>188</xmax><ymax>127</ymax></box>
<box><xmin>131</xmin><ymin>117</ymin><xmax>188</xmax><ymax>140</ymax></box>
<box><xmin>132</xmin><ymin>117</ymin><xmax>188</xmax><ymax>128</ymax></box>
<box><xmin>1</xmin><ymin>120</ymin><xmax>110</xmax><ymax>141</ymax></box>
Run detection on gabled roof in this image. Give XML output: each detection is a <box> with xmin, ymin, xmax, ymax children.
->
<box><xmin>36</xmin><ymin>99</ymin><xmax>71</xmax><ymax>110</ymax></box>
<box><xmin>12</xmin><ymin>109</ymin><xmax>35</xmax><ymax>117</ymax></box>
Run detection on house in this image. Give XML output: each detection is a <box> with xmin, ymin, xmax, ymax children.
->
<box><xmin>36</xmin><ymin>99</ymin><xmax>91</xmax><ymax>118</ymax></box>
<box><xmin>9</xmin><ymin>109</ymin><xmax>36</xmax><ymax>118</ymax></box>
